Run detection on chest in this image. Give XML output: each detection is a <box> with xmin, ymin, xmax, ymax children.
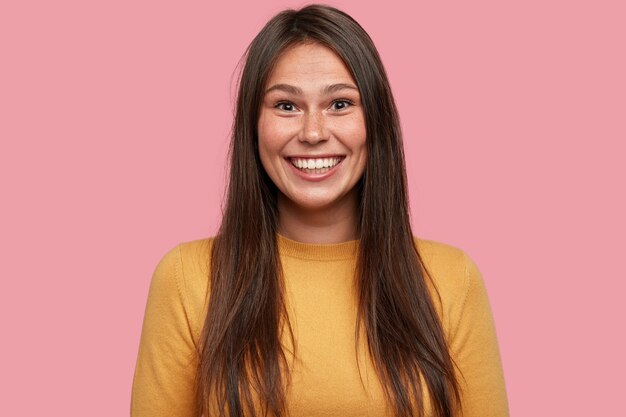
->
<box><xmin>279</xmin><ymin>257</ymin><xmax>433</xmax><ymax>417</ymax></box>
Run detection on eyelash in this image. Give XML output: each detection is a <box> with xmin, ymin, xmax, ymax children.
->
<box><xmin>274</xmin><ymin>99</ymin><xmax>354</xmax><ymax>112</ymax></box>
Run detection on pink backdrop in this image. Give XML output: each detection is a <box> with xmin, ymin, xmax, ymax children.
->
<box><xmin>1</xmin><ymin>0</ymin><xmax>624</xmax><ymax>415</ymax></box>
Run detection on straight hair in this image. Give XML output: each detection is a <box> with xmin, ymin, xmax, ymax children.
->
<box><xmin>196</xmin><ymin>4</ymin><xmax>462</xmax><ymax>417</ymax></box>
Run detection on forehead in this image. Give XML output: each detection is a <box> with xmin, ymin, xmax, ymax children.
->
<box><xmin>266</xmin><ymin>42</ymin><xmax>356</xmax><ymax>87</ymax></box>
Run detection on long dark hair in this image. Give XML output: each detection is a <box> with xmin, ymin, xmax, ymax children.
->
<box><xmin>196</xmin><ymin>4</ymin><xmax>461</xmax><ymax>417</ymax></box>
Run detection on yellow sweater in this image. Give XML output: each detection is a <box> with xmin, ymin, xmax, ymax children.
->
<box><xmin>131</xmin><ymin>234</ymin><xmax>509</xmax><ymax>416</ymax></box>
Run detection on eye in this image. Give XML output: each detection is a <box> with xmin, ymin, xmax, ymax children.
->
<box><xmin>275</xmin><ymin>101</ymin><xmax>297</xmax><ymax>112</ymax></box>
<box><xmin>331</xmin><ymin>99</ymin><xmax>354</xmax><ymax>111</ymax></box>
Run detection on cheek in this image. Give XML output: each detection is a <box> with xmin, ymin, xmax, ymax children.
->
<box><xmin>258</xmin><ymin>112</ymin><xmax>289</xmax><ymax>153</ymax></box>
<box><xmin>332</xmin><ymin>115</ymin><xmax>367</xmax><ymax>148</ymax></box>
<box><xmin>257</xmin><ymin>112</ymin><xmax>287</xmax><ymax>179</ymax></box>
<box><xmin>257</xmin><ymin>113</ymin><xmax>275</xmax><ymax>160</ymax></box>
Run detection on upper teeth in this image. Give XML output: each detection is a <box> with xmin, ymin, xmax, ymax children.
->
<box><xmin>290</xmin><ymin>157</ymin><xmax>342</xmax><ymax>169</ymax></box>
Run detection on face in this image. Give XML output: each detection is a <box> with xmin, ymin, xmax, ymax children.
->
<box><xmin>257</xmin><ymin>42</ymin><xmax>367</xmax><ymax>214</ymax></box>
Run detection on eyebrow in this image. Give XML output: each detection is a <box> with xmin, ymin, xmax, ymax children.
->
<box><xmin>264</xmin><ymin>83</ymin><xmax>359</xmax><ymax>96</ymax></box>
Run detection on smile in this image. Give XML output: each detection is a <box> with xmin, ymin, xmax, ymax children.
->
<box><xmin>289</xmin><ymin>156</ymin><xmax>344</xmax><ymax>173</ymax></box>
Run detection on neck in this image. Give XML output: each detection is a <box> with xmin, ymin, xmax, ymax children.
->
<box><xmin>276</xmin><ymin>191</ymin><xmax>360</xmax><ymax>244</ymax></box>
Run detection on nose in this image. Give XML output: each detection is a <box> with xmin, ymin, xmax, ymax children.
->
<box><xmin>299</xmin><ymin>111</ymin><xmax>329</xmax><ymax>144</ymax></box>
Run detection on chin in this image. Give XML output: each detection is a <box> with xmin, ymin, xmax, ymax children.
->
<box><xmin>292</xmin><ymin>198</ymin><xmax>335</xmax><ymax>211</ymax></box>
<box><xmin>287</xmin><ymin>191</ymin><xmax>351</xmax><ymax>211</ymax></box>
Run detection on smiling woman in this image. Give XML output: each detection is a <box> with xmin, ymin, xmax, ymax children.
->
<box><xmin>131</xmin><ymin>4</ymin><xmax>509</xmax><ymax>417</ymax></box>
<box><xmin>258</xmin><ymin>42</ymin><xmax>367</xmax><ymax>243</ymax></box>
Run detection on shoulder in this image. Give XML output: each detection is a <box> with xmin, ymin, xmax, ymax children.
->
<box><xmin>412</xmin><ymin>236</ymin><xmax>483</xmax><ymax>338</ymax></box>
<box><xmin>153</xmin><ymin>236</ymin><xmax>215</xmax><ymax>290</ymax></box>
<box><xmin>153</xmin><ymin>236</ymin><xmax>216</xmax><ymax>343</ymax></box>
<box><xmin>413</xmin><ymin>236</ymin><xmax>474</xmax><ymax>289</ymax></box>
<box><xmin>413</xmin><ymin>236</ymin><xmax>467</xmax><ymax>267</ymax></box>
<box><xmin>175</xmin><ymin>236</ymin><xmax>216</xmax><ymax>277</ymax></box>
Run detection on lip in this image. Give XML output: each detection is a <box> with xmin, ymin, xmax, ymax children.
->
<box><xmin>284</xmin><ymin>156</ymin><xmax>345</xmax><ymax>182</ymax></box>
<box><xmin>286</xmin><ymin>154</ymin><xmax>345</xmax><ymax>158</ymax></box>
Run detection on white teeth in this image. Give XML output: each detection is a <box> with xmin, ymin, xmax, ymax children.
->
<box><xmin>290</xmin><ymin>157</ymin><xmax>343</xmax><ymax>170</ymax></box>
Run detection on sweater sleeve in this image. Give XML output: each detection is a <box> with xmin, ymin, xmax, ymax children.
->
<box><xmin>449</xmin><ymin>252</ymin><xmax>510</xmax><ymax>417</ymax></box>
<box><xmin>131</xmin><ymin>245</ymin><xmax>199</xmax><ymax>417</ymax></box>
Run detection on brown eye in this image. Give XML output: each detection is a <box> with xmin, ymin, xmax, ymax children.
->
<box><xmin>276</xmin><ymin>102</ymin><xmax>296</xmax><ymax>112</ymax></box>
<box><xmin>331</xmin><ymin>100</ymin><xmax>353</xmax><ymax>111</ymax></box>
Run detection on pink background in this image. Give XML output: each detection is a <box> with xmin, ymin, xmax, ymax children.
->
<box><xmin>1</xmin><ymin>0</ymin><xmax>624</xmax><ymax>415</ymax></box>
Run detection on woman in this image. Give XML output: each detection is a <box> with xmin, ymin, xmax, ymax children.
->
<box><xmin>131</xmin><ymin>4</ymin><xmax>509</xmax><ymax>417</ymax></box>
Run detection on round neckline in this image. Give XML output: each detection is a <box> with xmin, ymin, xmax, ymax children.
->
<box><xmin>276</xmin><ymin>232</ymin><xmax>359</xmax><ymax>260</ymax></box>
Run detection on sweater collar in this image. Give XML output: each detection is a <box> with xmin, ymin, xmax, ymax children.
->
<box><xmin>276</xmin><ymin>232</ymin><xmax>359</xmax><ymax>261</ymax></box>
